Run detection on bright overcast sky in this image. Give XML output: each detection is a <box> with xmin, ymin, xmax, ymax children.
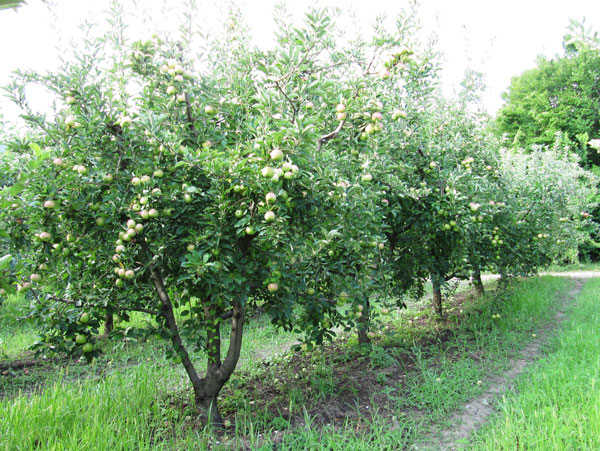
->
<box><xmin>1</xmin><ymin>0</ymin><xmax>599</xmax><ymax>123</ymax></box>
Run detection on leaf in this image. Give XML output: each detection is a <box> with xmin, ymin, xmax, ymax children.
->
<box><xmin>0</xmin><ymin>254</ymin><xmax>12</xmax><ymax>270</ymax></box>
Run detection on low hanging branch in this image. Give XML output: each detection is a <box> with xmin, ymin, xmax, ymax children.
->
<box><xmin>47</xmin><ymin>295</ymin><xmax>160</xmax><ymax>316</ymax></box>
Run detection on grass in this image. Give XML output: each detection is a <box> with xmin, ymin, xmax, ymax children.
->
<box><xmin>469</xmin><ymin>277</ymin><xmax>600</xmax><ymax>450</ymax></box>
<box><xmin>0</xmin><ymin>294</ymin><xmax>38</xmax><ymax>360</ymax></box>
<box><xmin>0</xmin><ymin>275</ymin><xmax>595</xmax><ymax>450</ymax></box>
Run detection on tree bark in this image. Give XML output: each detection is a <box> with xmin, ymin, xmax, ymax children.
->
<box><xmin>103</xmin><ymin>311</ymin><xmax>114</xmax><ymax>336</ymax></box>
<box><xmin>431</xmin><ymin>272</ymin><xmax>443</xmax><ymax>317</ymax></box>
<box><xmin>472</xmin><ymin>266</ymin><xmax>485</xmax><ymax>296</ymax></box>
<box><xmin>357</xmin><ymin>300</ymin><xmax>371</xmax><ymax>345</ymax></box>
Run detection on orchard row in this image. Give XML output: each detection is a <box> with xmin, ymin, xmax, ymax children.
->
<box><xmin>0</xmin><ymin>7</ymin><xmax>595</xmax><ymax>424</ymax></box>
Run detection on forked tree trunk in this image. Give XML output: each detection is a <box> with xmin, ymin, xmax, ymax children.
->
<box><xmin>146</xmin><ymin>246</ymin><xmax>245</xmax><ymax>427</ymax></box>
<box><xmin>472</xmin><ymin>266</ymin><xmax>485</xmax><ymax>296</ymax></box>
<box><xmin>431</xmin><ymin>272</ymin><xmax>443</xmax><ymax>317</ymax></box>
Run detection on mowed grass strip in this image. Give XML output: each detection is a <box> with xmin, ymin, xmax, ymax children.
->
<box><xmin>470</xmin><ymin>277</ymin><xmax>600</xmax><ymax>450</ymax></box>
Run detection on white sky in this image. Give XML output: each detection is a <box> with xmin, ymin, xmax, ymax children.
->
<box><xmin>1</xmin><ymin>0</ymin><xmax>599</xmax><ymax>124</ymax></box>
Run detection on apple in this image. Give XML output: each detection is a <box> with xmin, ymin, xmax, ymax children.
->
<box><xmin>355</xmin><ymin>311</ymin><xmax>363</xmax><ymax>318</ymax></box>
<box><xmin>365</xmin><ymin>123</ymin><xmax>375</xmax><ymax>135</ymax></box>
<box><xmin>372</xmin><ymin>112</ymin><xmax>383</xmax><ymax>121</ymax></box>
<box><xmin>127</xmin><ymin>228</ymin><xmax>136</xmax><ymax>238</ymax></box>
<box><xmin>140</xmin><ymin>210</ymin><xmax>150</xmax><ymax>220</ymax></box>
<box><xmin>66</xmin><ymin>234</ymin><xmax>76</xmax><ymax>243</ymax></box>
<box><xmin>30</xmin><ymin>273</ymin><xmax>42</xmax><ymax>283</ymax></box>
<box><xmin>139</xmin><ymin>196</ymin><xmax>149</xmax><ymax>205</ymax></box>
<box><xmin>43</xmin><ymin>200</ymin><xmax>56</xmax><ymax>209</ymax></box>
<box><xmin>261</xmin><ymin>166</ymin><xmax>275</xmax><ymax>178</ymax></box>
<box><xmin>53</xmin><ymin>158</ymin><xmax>64</xmax><ymax>166</ymax></box>
<box><xmin>305</xmin><ymin>101</ymin><xmax>314</xmax><ymax>109</ymax></box>
<box><xmin>131</xmin><ymin>176</ymin><xmax>142</xmax><ymax>186</ymax></box>
<box><xmin>381</xmin><ymin>307</ymin><xmax>390</xmax><ymax>315</ymax></box>
<box><xmin>264</xmin><ymin>211</ymin><xmax>276</xmax><ymax>222</ymax></box>
<box><xmin>307</xmin><ymin>287</ymin><xmax>316</xmax><ymax>295</ymax></box>
<box><xmin>115</xmin><ymin>278</ymin><xmax>124</xmax><ymax>288</ymax></box>
<box><xmin>116</xmin><ymin>245</ymin><xmax>125</xmax><ymax>254</ymax></box>
<box><xmin>38</xmin><ymin>263</ymin><xmax>48</xmax><ymax>271</ymax></box>
<box><xmin>96</xmin><ymin>217</ymin><xmax>106</xmax><ymax>226</ymax></box>
<box><xmin>127</xmin><ymin>219</ymin><xmax>136</xmax><ymax>229</ymax></box>
<box><xmin>336</xmin><ymin>103</ymin><xmax>346</xmax><ymax>113</ymax></box>
<box><xmin>66</xmin><ymin>96</ymin><xmax>76</xmax><ymax>104</ymax></box>
<box><xmin>235</xmin><ymin>209</ymin><xmax>244</xmax><ymax>218</ymax></box>
<box><xmin>429</xmin><ymin>161</ymin><xmax>437</xmax><ymax>168</ymax></box>
<box><xmin>267</xmin><ymin>282</ymin><xmax>279</xmax><ymax>293</ymax></box>
<box><xmin>270</xmin><ymin>148</ymin><xmax>284</xmax><ymax>161</ymax></box>
<box><xmin>82</xmin><ymin>343</ymin><xmax>94</xmax><ymax>353</ymax></box>
<box><xmin>79</xmin><ymin>312</ymin><xmax>90</xmax><ymax>324</ymax></box>
<box><xmin>77</xmin><ymin>165</ymin><xmax>88</xmax><ymax>175</ymax></box>
<box><xmin>75</xmin><ymin>334</ymin><xmax>87</xmax><ymax>345</ymax></box>
<box><xmin>265</xmin><ymin>192</ymin><xmax>277</xmax><ymax>203</ymax></box>
<box><xmin>103</xmin><ymin>173</ymin><xmax>113</xmax><ymax>182</ymax></box>
<box><xmin>183</xmin><ymin>193</ymin><xmax>192</xmax><ymax>203</ymax></box>
<box><xmin>166</xmin><ymin>85</ymin><xmax>177</xmax><ymax>95</ymax></box>
<box><xmin>112</xmin><ymin>254</ymin><xmax>120</xmax><ymax>263</ymax></box>
<box><xmin>204</xmin><ymin>105</ymin><xmax>216</xmax><ymax>115</ymax></box>
<box><xmin>125</xmin><ymin>269</ymin><xmax>135</xmax><ymax>279</ymax></box>
<box><xmin>39</xmin><ymin>232</ymin><xmax>52</xmax><ymax>242</ymax></box>
<box><xmin>361</xmin><ymin>173</ymin><xmax>373</xmax><ymax>182</ymax></box>
<box><xmin>18</xmin><ymin>282</ymin><xmax>32</xmax><ymax>293</ymax></box>
<box><xmin>153</xmin><ymin>169</ymin><xmax>164</xmax><ymax>178</ymax></box>
<box><xmin>187</xmin><ymin>244</ymin><xmax>196</xmax><ymax>252</ymax></box>
<box><xmin>283</xmin><ymin>171</ymin><xmax>293</xmax><ymax>179</ymax></box>
<box><xmin>336</xmin><ymin>112</ymin><xmax>347</xmax><ymax>121</ymax></box>
<box><xmin>148</xmin><ymin>208</ymin><xmax>159</xmax><ymax>218</ymax></box>
<box><xmin>245</xmin><ymin>226</ymin><xmax>256</xmax><ymax>235</ymax></box>
<box><xmin>135</xmin><ymin>223</ymin><xmax>144</xmax><ymax>233</ymax></box>
<box><xmin>140</xmin><ymin>175</ymin><xmax>151</xmax><ymax>184</ymax></box>
<box><xmin>65</xmin><ymin>115</ymin><xmax>76</xmax><ymax>127</ymax></box>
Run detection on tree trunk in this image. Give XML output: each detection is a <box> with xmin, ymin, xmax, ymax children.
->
<box><xmin>143</xmin><ymin>239</ymin><xmax>246</xmax><ymax>427</ymax></box>
<box><xmin>103</xmin><ymin>311</ymin><xmax>114</xmax><ymax>336</ymax></box>
<box><xmin>431</xmin><ymin>272</ymin><xmax>443</xmax><ymax>317</ymax></box>
<box><xmin>472</xmin><ymin>266</ymin><xmax>485</xmax><ymax>296</ymax></box>
<box><xmin>357</xmin><ymin>300</ymin><xmax>371</xmax><ymax>345</ymax></box>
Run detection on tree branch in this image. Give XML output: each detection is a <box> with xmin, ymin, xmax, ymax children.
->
<box><xmin>47</xmin><ymin>295</ymin><xmax>160</xmax><ymax>316</ymax></box>
<box><xmin>317</xmin><ymin>119</ymin><xmax>345</xmax><ymax>152</ymax></box>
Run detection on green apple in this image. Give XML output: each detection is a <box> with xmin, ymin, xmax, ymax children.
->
<box><xmin>270</xmin><ymin>148</ymin><xmax>284</xmax><ymax>161</ymax></box>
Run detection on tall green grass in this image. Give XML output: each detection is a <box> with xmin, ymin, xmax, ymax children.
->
<box><xmin>470</xmin><ymin>278</ymin><xmax>600</xmax><ymax>450</ymax></box>
<box><xmin>0</xmin><ymin>364</ymin><xmax>190</xmax><ymax>450</ymax></box>
<box><xmin>0</xmin><ymin>294</ymin><xmax>38</xmax><ymax>360</ymax></box>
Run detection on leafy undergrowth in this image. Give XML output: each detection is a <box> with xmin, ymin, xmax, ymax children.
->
<box><xmin>469</xmin><ymin>277</ymin><xmax>600</xmax><ymax>450</ymax></box>
<box><xmin>0</xmin><ymin>276</ymin><xmax>581</xmax><ymax>449</ymax></box>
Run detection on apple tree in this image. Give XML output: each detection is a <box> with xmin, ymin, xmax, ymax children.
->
<box><xmin>0</xmin><ymin>5</ymin><xmax>396</xmax><ymax>424</ymax></box>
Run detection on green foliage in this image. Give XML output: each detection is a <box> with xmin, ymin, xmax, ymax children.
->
<box><xmin>495</xmin><ymin>22</ymin><xmax>600</xmax><ymax>166</ymax></box>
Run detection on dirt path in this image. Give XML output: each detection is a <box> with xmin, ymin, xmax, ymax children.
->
<box><xmin>417</xmin><ymin>276</ymin><xmax>586</xmax><ymax>450</ymax></box>
<box><xmin>480</xmin><ymin>270</ymin><xmax>600</xmax><ymax>281</ymax></box>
